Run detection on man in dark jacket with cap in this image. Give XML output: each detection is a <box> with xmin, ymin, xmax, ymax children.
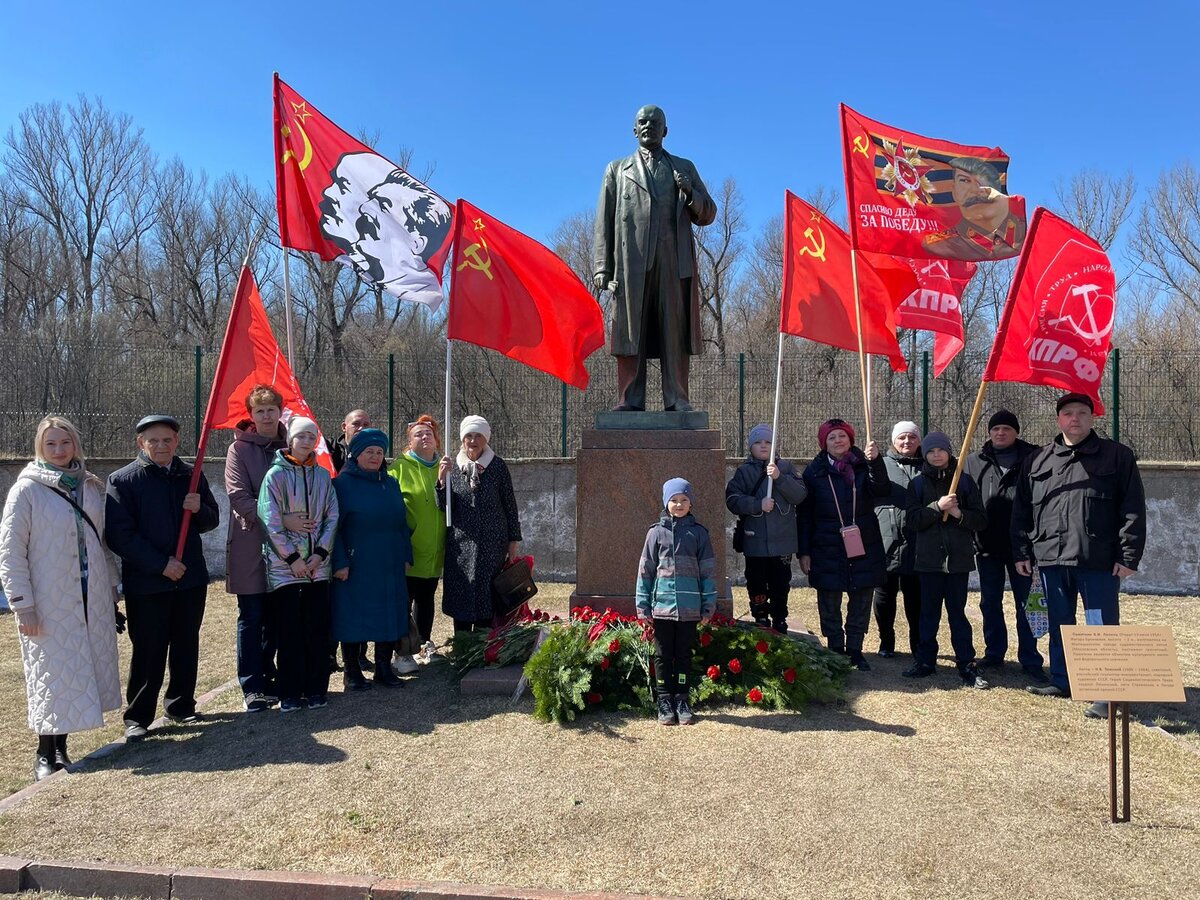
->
<box><xmin>105</xmin><ymin>415</ymin><xmax>219</xmax><ymax>741</ymax></box>
<box><xmin>1010</xmin><ymin>393</ymin><xmax>1145</xmax><ymax>717</ymax></box>
<box><xmin>963</xmin><ymin>410</ymin><xmax>1045</xmax><ymax>681</ymax></box>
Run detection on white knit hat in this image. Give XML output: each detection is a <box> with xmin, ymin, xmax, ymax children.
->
<box><xmin>891</xmin><ymin>420</ymin><xmax>921</xmax><ymax>441</ymax></box>
<box><xmin>287</xmin><ymin>416</ymin><xmax>319</xmax><ymax>442</ymax></box>
<box><xmin>459</xmin><ymin>415</ymin><xmax>491</xmax><ymax>441</ymax></box>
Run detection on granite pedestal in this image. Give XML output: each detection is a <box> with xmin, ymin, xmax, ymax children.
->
<box><xmin>572</xmin><ymin>415</ymin><xmax>732</xmax><ymax>617</ymax></box>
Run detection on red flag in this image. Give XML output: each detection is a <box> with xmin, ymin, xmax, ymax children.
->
<box><xmin>841</xmin><ymin>104</ymin><xmax>1026</xmax><ymax>262</ymax></box>
<box><xmin>273</xmin><ymin>75</ymin><xmax>454</xmax><ymax>309</ymax></box>
<box><xmin>985</xmin><ymin>208</ymin><xmax>1116</xmax><ymax>413</ymax></box>
<box><xmin>895</xmin><ymin>258</ymin><xmax>977</xmax><ymax>376</ymax></box>
<box><xmin>781</xmin><ymin>191</ymin><xmax>917</xmax><ymax>372</ymax></box>
<box><xmin>207</xmin><ymin>266</ymin><xmax>335</xmax><ymax>474</ymax></box>
<box><xmin>447</xmin><ymin>199</ymin><xmax>605</xmax><ymax>389</ymax></box>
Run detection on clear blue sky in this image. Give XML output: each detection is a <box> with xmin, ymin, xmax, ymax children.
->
<box><xmin>2</xmin><ymin>0</ymin><xmax>1196</xmax><ymax>254</ymax></box>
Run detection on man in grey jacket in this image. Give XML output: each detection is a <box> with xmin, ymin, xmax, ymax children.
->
<box><xmin>594</xmin><ymin>105</ymin><xmax>716</xmax><ymax>412</ymax></box>
<box><xmin>1011</xmin><ymin>393</ymin><xmax>1146</xmax><ymax>716</ymax></box>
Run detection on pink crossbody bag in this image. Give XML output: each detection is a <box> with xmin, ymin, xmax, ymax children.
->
<box><xmin>827</xmin><ymin>475</ymin><xmax>866</xmax><ymax>558</ymax></box>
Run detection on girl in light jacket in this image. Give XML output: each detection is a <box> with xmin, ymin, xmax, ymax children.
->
<box><xmin>258</xmin><ymin>417</ymin><xmax>339</xmax><ymax>712</ymax></box>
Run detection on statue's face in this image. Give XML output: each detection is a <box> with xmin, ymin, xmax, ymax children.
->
<box><xmin>634</xmin><ymin>107</ymin><xmax>667</xmax><ymax>150</ymax></box>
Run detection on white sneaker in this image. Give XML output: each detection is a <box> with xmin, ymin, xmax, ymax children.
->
<box><xmin>415</xmin><ymin>641</ymin><xmax>440</xmax><ymax>665</ymax></box>
<box><xmin>393</xmin><ymin>654</ymin><xmax>420</xmax><ymax>675</ymax></box>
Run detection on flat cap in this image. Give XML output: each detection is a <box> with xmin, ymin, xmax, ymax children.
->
<box><xmin>136</xmin><ymin>414</ymin><xmax>180</xmax><ymax>433</ymax></box>
<box><xmin>1055</xmin><ymin>392</ymin><xmax>1095</xmax><ymax>413</ymax></box>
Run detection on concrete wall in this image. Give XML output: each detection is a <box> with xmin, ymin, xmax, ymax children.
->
<box><xmin>2</xmin><ymin>458</ymin><xmax>1197</xmax><ymax>596</ymax></box>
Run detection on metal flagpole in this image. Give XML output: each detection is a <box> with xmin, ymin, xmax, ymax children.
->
<box><xmin>282</xmin><ymin>249</ymin><xmax>296</xmax><ymax>369</ymax></box>
<box><xmin>766</xmin><ymin>331</ymin><xmax>785</xmax><ymax>500</ymax></box>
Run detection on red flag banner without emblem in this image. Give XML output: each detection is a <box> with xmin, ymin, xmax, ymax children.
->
<box><xmin>273</xmin><ymin>75</ymin><xmax>454</xmax><ymax>310</ymax></box>
<box><xmin>780</xmin><ymin>191</ymin><xmax>917</xmax><ymax>372</ymax></box>
<box><xmin>209</xmin><ymin>265</ymin><xmax>335</xmax><ymax>474</ymax></box>
<box><xmin>447</xmin><ymin>199</ymin><xmax>605</xmax><ymax>390</ymax></box>
<box><xmin>840</xmin><ymin>104</ymin><xmax>1026</xmax><ymax>262</ymax></box>
<box><xmin>895</xmin><ymin>258</ymin><xmax>977</xmax><ymax>377</ymax></box>
<box><xmin>985</xmin><ymin>208</ymin><xmax>1116</xmax><ymax>413</ymax></box>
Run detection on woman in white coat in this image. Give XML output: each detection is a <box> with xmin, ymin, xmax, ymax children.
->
<box><xmin>0</xmin><ymin>417</ymin><xmax>121</xmax><ymax>780</ymax></box>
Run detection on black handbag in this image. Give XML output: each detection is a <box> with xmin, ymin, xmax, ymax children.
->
<box><xmin>492</xmin><ymin>557</ymin><xmax>538</xmax><ymax>617</ymax></box>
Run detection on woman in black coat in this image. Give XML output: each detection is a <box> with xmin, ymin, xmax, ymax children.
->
<box><xmin>798</xmin><ymin>419</ymin><xmax>890</xmax><ymax>670</ymax></box>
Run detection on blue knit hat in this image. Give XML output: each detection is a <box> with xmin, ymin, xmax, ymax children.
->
<box><xmin>921</xmin><ymin>431</ymin><xmax>953</xmax><ymax>456</ymax></box>
<box><xmin>662</xmin><ymin>477</ymin><xmax>694</xmax><ymax>508</ymax></box>
<box><xmin>748</xmin><ymin>424</ymin><xmax>773</xmax><ymax>449</ymax></box>
<box><xmin>349</xmin><ymin>427</ymin><xmax>390</xmax><ymax>458</ymax></box>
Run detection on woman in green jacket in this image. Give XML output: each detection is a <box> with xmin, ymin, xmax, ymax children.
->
<box><xmin>389</xmin><ymin>415</ymin><xmax>445</xmax><ymax>666</ymax></box>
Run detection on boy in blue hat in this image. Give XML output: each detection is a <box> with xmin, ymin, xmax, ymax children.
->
<box><xmin>636</xmin><ymin>478</ymin><xmax>717</xmax><ymax>725</ymax></box>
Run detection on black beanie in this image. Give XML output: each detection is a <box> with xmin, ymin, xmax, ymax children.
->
<box><xmin>988</xmin><ymin>409</ymin><xmax>1020</xmax><ymax>432</ymax></box>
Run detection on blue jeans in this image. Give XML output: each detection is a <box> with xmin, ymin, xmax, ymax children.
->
<box><xmin>917</xmin><ymin>573</ymin><xmax>975</xmax><ymax>668</ymax></box>
<box><xmin>1040</xmin><ymin>566</ymin><xmax>1120</xmax><ymax>693</ymax></box>
<box><xmin>977</xmin><ymin>556</ymin><xmax>1044</xmax><ymax>671</ymax></box>
<box><xmin>236</xmin><ymin>592</ymin><xmax>276</xmax><ymax>695</ymax></box>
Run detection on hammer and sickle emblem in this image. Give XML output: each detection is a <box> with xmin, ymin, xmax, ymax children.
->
<box><xmin>852</xmin><ymin>135</ymin><xmax>870</xmax><ymax>157</ymax></box>
<box><xmin>799</xmin><ymin>226</ymin><xmax>827</xmax><ymax>262</ymax></box>
<box><xmin>456</xmin><ymin>243</ymin><xmax>494</xmax><ymax>281</ymax></box>
<box><xmin>280</xmin><ymin>119</ymin><xmax>314</xmax><ymax>173</ymax></box>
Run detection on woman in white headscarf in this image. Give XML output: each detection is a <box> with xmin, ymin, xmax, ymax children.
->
<box><xmin>436</xmin><ymin>416</ymin><xmax>522</xmax><ymax>633</ymax></box>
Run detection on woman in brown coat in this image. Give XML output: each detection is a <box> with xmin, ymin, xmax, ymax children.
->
<box><xmin>224</xmin><ymin>385</ymin><xmax>287</xmax><ymax>712</ymax></box>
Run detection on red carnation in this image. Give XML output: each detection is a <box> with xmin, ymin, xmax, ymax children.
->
<box><xmin>586</xmin><ymin>692</ymin><xmax>602</xmax><ymax>704</ymax></box>
<box><xmin>728</xmin><ymin>658</ymin><xmax>742</xmax><ymax>675</ymax></box>
<box><xmin>756</xmin><ymin>640</ymin><xmax>770</xmax><ymax>654</ymax></box>
<box><xmin>587</xmin><ymin>622</ymin><xmax>606</xmax><ymax>642</ymax></box>
<box><xmin>600</xmin><ymin>657</ymin><xmax>611</xmax><ymax>670</ymax></box>
<box><xmin>747</xmin><ymin>687</ymin><xmax>763</xmax><ymax>703</ymax></box>
<box><xmin>484</xmin><ymin>639</ymin><xmax>504</xmax><ymax>665</ymax></box>
<box><xmin>608</xmin><ymin>639</ymin><xmax>620</xmax><ymax>654</ymax></box>
<box><xmin>706</xmin><ymin>665</ymin><xmax>721</xmax><ymax>680</ymax></box>
<box><xmin>783</xmin><ymin>667</ymin><xmax>797</xmax><ymax>684</ymax></box>
<box><xmin>699</xmin><ymin>632</ymin><xmax>713</xmax><ymax>647</ymax></box>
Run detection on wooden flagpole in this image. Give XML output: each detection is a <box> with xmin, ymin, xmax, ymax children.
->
<box><xmin>444</xmin><ymin>334</ymin><xmax>453</xmax><ymax>527</ymax></box>
<box><xmin>849</xmin><ymin>247</ymin><xmax>873</xmax><ymax>439</ymax></box>
<box><xmin>766</xmin><ymin>330</ymin><xmax>785</xmax><ymax>500</ymax></box>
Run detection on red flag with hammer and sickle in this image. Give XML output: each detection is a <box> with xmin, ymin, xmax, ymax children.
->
<box><xmin>447</xmin><ymin>199</ymin><xmax>605</xmax><ymax>389</ymax></box>
<box><xmin>985</xmin><ymin>208</ymin><xmax>1116</xmax><ymax>413</ymax></box>
<box><xmin>780</xmin><ymin>191</ymin><xmax>917</xmax><ymax>372</ymax></box>
<box><xmin>841</xmin><ymin>104</ymin><xmax>1026</xmax><ymax>262</ymax></box>
<box><xmin>274</xmin><ymin>75</ymin><xmax>454</xmax><ymax>310</ymax></box>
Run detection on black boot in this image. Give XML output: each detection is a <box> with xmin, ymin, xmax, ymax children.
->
<box><xmin>749</xmin><ymin>594</ymin><xmax>771</xmax><ymax>628</ymax></box>
<box><xmin>53</xmin><ymin>734</ymin><xmax>71</xmax><ymax>769</ymax></box>
<box><xmin>359</xmin><ymin>642</ymin><xmax>375</xmax><ymax>673</ymax></box>
<box><xmin>34</xmin><ymin>735</ymin><xmax>56</xmax><ymax>781</ymax></box>
<box><xmin>341</xmin><ymin>643</ymin><xmax>371</xmax><ymax>691</ymax></box>
<box><xmin>373</xmin><ymin>643</ymin><xmax>403</xmax><ymax>687</ymax></box>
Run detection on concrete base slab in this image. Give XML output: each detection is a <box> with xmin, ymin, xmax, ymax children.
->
<box><xmin>459</xmin><ymin>665</ymin><xmax>525</xmax><ymax>696</ymax></box>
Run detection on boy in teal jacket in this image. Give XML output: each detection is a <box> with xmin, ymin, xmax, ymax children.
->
<box><xmin>636</xmin><ymin>478</ymin><xmax>716</xmax><ymax>726</ymax></box>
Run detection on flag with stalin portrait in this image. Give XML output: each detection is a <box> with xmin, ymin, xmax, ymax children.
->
<box><xmin>841</xmin><ymin>104</ymin><xmax>1026</xmax><ymax>262</ymax></box>
<box><xmin>274</xmin><ymin>75</ymin><xmax>454</xmax><ymax>310</ymax></box>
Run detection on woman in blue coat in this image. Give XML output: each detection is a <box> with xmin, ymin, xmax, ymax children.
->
<box><xmin>331</xmin><ymin>429</ymin><xmax>412</xmax><ymax>691</ymax></box>
<box><xmin>798</xmin><ymin>419</ymin><xmax>890</xmax><ymax>670</ymax></box>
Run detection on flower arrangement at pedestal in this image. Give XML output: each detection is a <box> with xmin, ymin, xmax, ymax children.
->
<box><xmin>450</xmin><ymin>607</ymin><xmax>851</xmax><ymax>724</ymax></box>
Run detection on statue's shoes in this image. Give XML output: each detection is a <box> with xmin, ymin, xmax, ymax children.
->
<box><xmin>666</xmin><ymin>403</ymin><xmax>694</xmax><ymax>412</ymax></box>
<box><xmin>612</xmin><ymin>404</ymin><xmax>644</xmax><ymax>412</ymax></box>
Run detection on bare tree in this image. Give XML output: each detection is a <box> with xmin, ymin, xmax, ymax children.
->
<box><xmin>695</xmin><ymin>178</ymin><xmax>746</xmax><ymax>358</ymax></box>
<box><xmin>2</xmin><ymin>95</ymin><xmax>155</xmax><ymax>329</ymax></box>
<box><xmin>1052</xmin><ymin>169</ymin><xmax>1136</xmax><ymax>250</ymax></box>
<box><xmin>1131</xmin><ymin>162</ymin><xmax>1200</xmax><ymax>313</ymax></box>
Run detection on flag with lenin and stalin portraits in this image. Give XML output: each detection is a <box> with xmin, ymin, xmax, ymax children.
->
<box><xmin>274</xmin><ymin>75</ymin><xmax>455</xmax><ymax>310</ymax></box>
<box><xmin>841</xmin><ymin>104</ymin><xmax>1026</xmax><ymax>262</ymax></box>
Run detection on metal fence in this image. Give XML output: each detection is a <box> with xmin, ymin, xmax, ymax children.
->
<box><xmin>1</xmin><ymin>339</ymin><xmax>1197</xmax><ymax>461</ymax></box>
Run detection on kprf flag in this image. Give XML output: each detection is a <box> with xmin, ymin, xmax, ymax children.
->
<box><xmin>895</xmin><ymin>258</ymin><xmax>977</xmax><ymax>376</ymax></box>
<box><xmin>207</xmin><ymin>265</ymin><xmax>334</xmax><ymax>474</ymax></box>
<box><xmin>841</xmin><ymin>104</ymin><xmax>1026</xmax><ymax>262</ymax></box>
<box><xmin>985</xmin><ymin>208</ymin><xmax>1116</xmax><ymax>413</ymax></box>
<box><xmin>274</xmin><ymin>75</ymin><xmax>454</xmax><ymax>310</ymax></box>
<box><xmin>448</xmin><ymin>199</ymin><xmax>605</xmax><ymax>389</ymax></box>
<box><xmin>780</xmin><ymin>191</ymin><xmax>917</xmax><ymax>372</ymax></box>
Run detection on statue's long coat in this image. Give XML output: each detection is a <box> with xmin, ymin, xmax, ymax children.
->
<box><xmin>593</xmin><ymin>150</ymin><xmax>716</xmax><ymax>358</ymax></box>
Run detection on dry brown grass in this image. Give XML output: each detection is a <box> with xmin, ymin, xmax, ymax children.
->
<box><xmin>0</xmin><ymin>583</ymin><xmax>1196</xmax><ymax>900</ymax></box>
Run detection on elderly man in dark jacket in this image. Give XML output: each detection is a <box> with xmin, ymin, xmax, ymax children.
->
<box><xmin>1011</xmin><ymin>393</ymin><xmax>1146</xmax><ymax>716</ymax></box>
<box><xmin>963</xmin><ymin>410</ymin><xmax>1045</xmax><ymax>681</ymax></box>
<box><xmin>105</xmin><ymin>415</ymin><xmax>219</xmax><ymax>741</ymax></box>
